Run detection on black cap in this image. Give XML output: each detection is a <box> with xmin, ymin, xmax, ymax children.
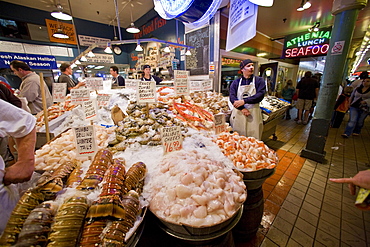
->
<box><xmin>240</xmin><ymin>59</ymin><xmax>253</xmax><ymax>69</ymax></box>
<box><xmin>143</xmin><ymin>65</ymin><xmax>151</xmax><ymax>69</ymax></box>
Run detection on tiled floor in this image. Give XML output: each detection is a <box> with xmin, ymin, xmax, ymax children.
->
<box><xmin>236</xmin><ymin>110</ymin><xmax>370</xmax><ymax>247</ymax></box>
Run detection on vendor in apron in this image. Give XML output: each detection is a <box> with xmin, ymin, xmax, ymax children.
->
<box><xmin>229</xmin><ymin>59</ymin><xmax>266</xmax><ymax>140</ymax></box>
<box><xmin>141</xmin><ymin>65</ymin><xmax>163</xmax><ymax>85</ymax></box>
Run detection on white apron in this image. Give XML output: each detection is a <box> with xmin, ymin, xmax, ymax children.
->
<box><xmin>230</xmin><ymin>78</ymin><xmax>263</xmax><ymax>140</ymax></box>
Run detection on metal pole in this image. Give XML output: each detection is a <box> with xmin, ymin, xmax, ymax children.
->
<box><xmin>301</xmin><ymin>0</ymin><xmax>367</xmax><ymax>163</ymax></box>
<box><xmin>114</xmin><ymin>0</ymin><xmax>122</xmax><ymax>40</ymax></box>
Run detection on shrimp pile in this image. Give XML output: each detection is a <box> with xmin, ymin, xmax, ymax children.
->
<box><xmin>35</xmin><ymin>100</ymin><xmax>77</xmax><ymax>130</ymax></box>
<box><xmin>214</xmin><ymin>132</ymin><xmax>278</xmax><ymax>171</ymax></box>
<box><xmin>148</xmin><ymin>149</ymin><xmax>246</xmax><ymax>227</ymax></box>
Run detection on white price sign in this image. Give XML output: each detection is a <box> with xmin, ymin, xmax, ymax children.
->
<box><xmin>174</xmin><ymin>70</ymin><xmax>190</xmax><ymax>96</ymax></box>
<box><xmin>82</xmin><ymin>100</ymin><xmax>97</xmax><ymax>121</ymax></box>
<box><xmin>190</xmin><ymin>81</ymin><xmax>202</xmax><ymax>92</ymax></box>
<box><xmin>85</xmin><ymin>77</ymin><xmax>104</xmax><ymax>91</ymax></box>
<box><xmin>202</xmin><ymin>79</ymin><xmax>213</xmax><ymax>91</ymax></box>
<box><xmin>97</xmin><ymin>94</ymin><xmax>111</xmax><ymax>107</ymax></box>
<box><xmin>161</xmin><ymin>126</ymin><xmax>183</xmax><ymax>154</ymax></box>
<box><xmin>125</xmin><ymin>79</ymin><xmax>139</xmax><ymax>89</ymax></box>
<box><xmin>214</xmin><ymin>113</ymin><xmax>227</xmax><ymax>134</ymax></box>
<box><xmin>73</xmin><ymin>126</ymin><xmax>97</xmax><ymax>157</ymax></box>
<box><xmin>52</xmin><ymin>83</ymin><xmax>66</xmax><ymax>102</ymax></box>
<box><xmin>70</xmin><ymin>88</ymin><xmax>90</xmax><ymax>104</ymax></box>
<box><xmin>137</xmin><ymin>81</ymin><xmax>156</xmax><ymax>103</ymax></box>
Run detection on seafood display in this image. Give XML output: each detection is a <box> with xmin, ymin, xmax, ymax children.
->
<box><xmin>34</xmin><ymin>125</ymin><xmax>115</xmax><ymax>171</ymax></box>
<box><xmin>108</xmin><ymin>101</ymin><xmax>188</xmax><ymax>152</ymax></box>
<box><xmin>260</xmin><ymin>96</ymin><xmax>291</xmax><ymax>113</ymax></box>
<box><xmin>35</xmin><ymin>100</ymin><xmax>77</xmax><ymax>130</ymax></box>
<box><xmin>148</xmin><ymin>149</ymin><xmax>246</xmax><ymax>227</ymax></box>
<box><xmin>214</xmin><ymin>132</ymin><xmax>278</xmax><ymax>171</ymax></box>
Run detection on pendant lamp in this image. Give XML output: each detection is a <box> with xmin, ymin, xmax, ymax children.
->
<box><xmin>51</xmin><ymin>4</ymin><xmax>72</xmax><ymax>21</ymax></box>
<box><xmin>249</xmin><ymin>0</ymin><xmax>274</xmax><ymax>7</ymax></box>
<box><xmin>52</xmin><ymin>29</ymin><xmax>69</xmax><ymax>39</ymax></box>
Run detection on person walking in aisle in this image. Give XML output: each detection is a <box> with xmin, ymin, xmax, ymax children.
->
<box><xmin>58</xmin><ymin>63</ymin><xmax>86</xmax><ymax>94</ymax></box>
<box><xmin>110</xmin><ymin>66</ymin><xmax>125</xmax><ymax>86</ymax></box>
<box><xmin>341</xmin><ymin>76</ymin><xmax>370</xmax><ymax>138</ymax></box>
<box><xmin>295</xmin><ymin>71</ymin><xmax>320</xmax><ymax>125</ymax></box>
<box><xmin>281</xmin><ymin>79</ymin><xmax>295</xmax><ymax>120</ymax></box>
<box><xmin>229</xmin><ymin>59</ymin><xmax>266</xmax><ymax>140</ymax></box>
<box><xmin>330</xmin><ymin>86</ymin><xmax>353</xmax><ymax>128</ymax></box>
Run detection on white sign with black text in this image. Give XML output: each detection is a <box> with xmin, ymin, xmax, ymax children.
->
<box><xmin>73</xmin><ymin>126</ymin><xmax>97</xmax><ymax>157</ymax></box>
<box><xmin>52</xmin><ymin>83</ymin><xmax>66</xmax><ymax>102</ymax></box>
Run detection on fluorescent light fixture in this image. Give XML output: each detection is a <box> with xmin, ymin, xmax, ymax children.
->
<box><xmin>94</xmin><ymin>66</ymin><xmax>105</xmax><ymax>69</ymax></box>
<box><xmin>52</xmin><ymin>29</ymin><xmax>69</xmax><ymax>39</ymax></box>
<box><xmin>87</xmin><ymin>65</ymin><xmax>95</xmax><ymax>68</ymax></box>
<box><xmin>163</xmin><ymin>46</ymin><xmax>171</xmax><ymax>52</ymax></box>
<box><xmin>87</xmin><ymin>51</ymin><xmax>95</xmax><ymax>57</ymax></box>
<box><xmin>80</xmin><ymin>56</ymin><xmax>87</xmax><ymax>62</ymax></box>
<box><xmin>185</xmin><ymin>49</ymin><xmax>192</xmax><ymax>56</ymax></box>
<box><xmin>51</xmin><ymin>4</ymin><xmax>72</xmax><ymax>21</ymax></box>
<box><xmin>303</xmin><ymin>0</ymin><xmax>311</xmax><ymax>9</ymax></box>
<box><xmin>126</xmin><ymin>23</ymin><xmax>140</xmax><ymax>34</ymax></box>
<box><xmin>135</xmin><ymin>41</ymin><xmax>143</xmax><ymax>51</ymax></box>
<box><xmin>249</xmin><ymin>0</ymin><xmax>274</xmax><ymax>7</ymax></box>
<box><xmin>257</xmin><ymin>52</ymin><xmax>268</xmax><ymax>57</ymax></box>
<box><xmin>75</xmin><ymin>60</ymin><xmax>81</xmax><ymax>65</ymax></box>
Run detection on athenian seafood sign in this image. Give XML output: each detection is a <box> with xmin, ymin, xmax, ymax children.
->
<box><xmin>283</xmin><ymin>26</ymin><xmax>332</xmax><ymax>58</ymax></box>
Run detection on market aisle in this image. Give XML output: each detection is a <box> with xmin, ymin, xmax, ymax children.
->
<box><xmin>236</xmin><ymin>111</ymin><xmax>370</xmax><ymax>247</ymax></box>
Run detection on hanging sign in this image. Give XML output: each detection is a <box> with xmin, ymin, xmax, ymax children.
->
<box><xmin>70</xmin><ymin>88</ymin><xmax>90</xmax><ymax>104</ymax></box>
<box><xmin>137</xmin><ymin>80</ymin><xmax>156</xmax><ymax>103</ymax></box>
<box><xmin>45</xmin><ymin>19</ymin><xmax>77</xmax><ymax>45</ymax></box>
<box><xmin>73</xmin><ymin>126</ymin><xmax>97</xmax><ymax>156</ymax></box>
<box><xmin>85</xmin><ymin>77</ymin><xmax>104</xmax><ymax>91</ymax></box>
<box><xmin>82</xmin><ymin>100</ymin><xmax>97</xmax><ymax>121</ymax></box>
<box><xmin>78</xmin><ymin>35</ymin><xmax>111</xmax><ymax>48</ymax></box>
<box><xmin>97</xmin><ymin>94</ymin><xmax>111</xmax><ymax>108</ymax></box>
<box><xmin>214</xmin><ymin>113</ymin><xmax>227</xmax><ymax>134</ymax></box>
<box><xmin>52</xmin><ymin>83</ymin><xmax>66</xmax><ymax>102</ymax></box>
<box><xmin>174</xmin><ymin>70</ymin><xmax>190</xmax><ymax>96</ymax></box>
<box><xmin>283</xmin><ymin>27</ymin><xmax>332</xmax><ymax>58</ymax></box>
<box><xmin>0</xmin><ymin>52</ymin><xmax>57</xmax><ymax>69</ymax></box>
<box><xmin>160</xmin><ymin>126</ymin><xmax>183</xmax><ymax>154</ymax></box>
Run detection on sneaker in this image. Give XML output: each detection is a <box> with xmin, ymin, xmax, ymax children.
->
<box><xmin>341</xmin><ymin>134</ymin><xmax>349</xmax><ymax>138</ymax></box>
<box><xmin>352</xmin><ymin>133</ymin><xmax>359</xmax><ymax>136</ymax></box>
<box><xmin>297</xmin><ymin>120</ymin><xmax>302</xmax><ymax>124</ymax></box>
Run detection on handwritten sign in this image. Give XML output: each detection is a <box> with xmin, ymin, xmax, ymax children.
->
<box><xmin>82</xmin><ymin>100</ymin><xmax>97</xmax><ymax>121</ymax></box>
<box><xmin>125</xmin><ymin>79</ymin><xmax>139</xmax><ymax>89</ymax></box>
<box><xmin>214</xmin><ymin>113</ymin><xmax>227</xmax><ymax>134</ymax></box>
<box><xmin>97</xmin><ymin>94</ymin><xmax>111</xmax><ymax>108</ymax></box>
<box><xmin>190</xmin><ymin>81</ymin><xmax>202</xmax><ymax>92</ymax></box>
<box><xmin>52</xmin><ymin>83</ymin><xmax>66</xmax><ymax>102</ymax></box>
<box><xmin>85</xmin><ymin>77</ymin><xmax>104</xmax><ymax>91</ymax></box>
<box><xmin>161</xmin><ymin>126</ymin><xmax>182</xmax><ymax>154</ymax></box>
<box><xmin>174</xmin><ymin>70</ymin><xmax>190</xmax><ymax>96</ymax></box>
<box><xmin>202</xmin><ymin>79</ymin><xmax>213</xmax><ymax>91</ymax></box>
<box><xmin>70</xmin><ymin>88</ymin><xmax>90</xmax><ymax>104</ymax></box>
<box><xmin>137</xmin><ymin>80</ymin><xmax>156</xmax><ymax>103</ymax></box>
<box><xmin>73</xmin><ymin>126</ymin><xmax>97</xmax><ymax>156</ymax></box>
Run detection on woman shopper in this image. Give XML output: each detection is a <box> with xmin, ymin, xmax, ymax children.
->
<box><xmin>281</xmin><ymin>79</ymin><xmax>295</xmax><ymax>120</ymax></box>
<box><xmin>341</xmin><ymin>76</ymin><xmax>370</xmax><ymax>138</ymax></box>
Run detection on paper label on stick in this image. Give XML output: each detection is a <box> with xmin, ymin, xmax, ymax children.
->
<box><xmin>82</xmin><ymin>100</ymin><xmax>97</xmax><ymax>121</ymax></box>
<box><xmin>52</xmin><ymin>83</ymin><xmax>66</xmax><ymax>102</ymax></box>
<box><xmin>125</xmin><ymin>79</ymin><xmax>139</xmax><ymax>89</ymax></box>
<box><xmin>137</xmin><ymin>80</ymin><xmax>156</xmax><ymax>103</ymax></box>
<box><xmin>161</xmin><ymin>126</ymin><xmax>183</xmax><ymax>154</ymax></box>
<box><xmin>70</xmin><ymin>88</ymin><xmax>90</xmax><ymax>104</ymax></box>
<box><xmin>73</xmin><ymin>126</ymin><xmax>97</xmax><ymax>156</ymax></box>
<box><xmin>97</xmin><ymin>94</ymin><xmax>111</xmax><ymax>108</ymax></box>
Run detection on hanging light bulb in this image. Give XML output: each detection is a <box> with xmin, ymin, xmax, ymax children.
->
<box><xmin>185</xmin><ymin>49</ymin><xmax>192</xmax><ymax>56</ymax></box>
<box><xmin>313</xmin><ymin>22</ymin><xmax>320</xmax><ymax>32</ymax></box>
<box><xmin>135</xmin><ymin>41</ymin><xmax>143</xmax><ymax>52</ymax></box>
<box><xmin>297</xmin><ymin>0</ymin><xmax>305</xmax><ymax>11</ymax></box>
<box><xmin>52</xmin><ymin>28</ymin><xmax>69</xmax><ymax>39</ymax></box>
<box><xmin>303</xmin><ymin>0</ymin><xmax>311</xmax><ymax>9</ymax></box>
<box><xmin>249</xmin><ymin>0</ymin><xmax>274</xmax><ymax>7</ymax></box>
<box><xmin>80</xmin><ymin>56</ymin><xmax>87</xmax><ymax>62</ymax></box>
<box><xmin>51</xmin><ymin>4</ymin><xmax>72</xmax><ymax>21</ymax></box>
<box><xmin>127</xmin><ymin>23</ymin><xmax>140</xmax><ymax>34</ymax></box>
<box><xmin>104</xmin><ymin>43</ymin><xmax>113</xmax><ymax>53</ymax></box>
<box><xmin>163</xmin><ymin>46</ymin><xmax>171</xmax><ymax>53</ymax></box>
<box><xmin>87</xmin><ymin>51</ymin><xmax>95</xmax><ymax>57</ymax></box>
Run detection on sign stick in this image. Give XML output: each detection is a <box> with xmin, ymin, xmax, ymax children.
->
<box><xmin>39</xmin><ymin>73</ymin><xmax>50</xmax><ymax>142</ymax></box>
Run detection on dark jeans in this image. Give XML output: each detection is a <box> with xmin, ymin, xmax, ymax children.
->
<box><xmin>330</xmin><ymin>111</ymin><xmax>345</xmax><ymax>128</ymax></box>
<box><xmin>344</xmin><ymin>107</ymin><xmax>369</xmax><ymax>136</ymax></box>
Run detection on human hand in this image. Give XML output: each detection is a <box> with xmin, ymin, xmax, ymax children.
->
<box><xmin>3</xmin><ymin>160</ymin><xmax>35</xmax><ymax>186</ymax></box>
<box><xmin>330</xmin><ymin>170</ymin><xmax>370</xmax><ymax>195</ymax></box>
<box><xmin>233</xmin><ymin>100</ymin><xmax>245</xmax><ymax>108</ymax></box>
<box><xmin>78</xmin><ymin>81</ymin><xmax>86</xmax><ymax>87</ymax></box>
<box><xmin>241</xmin><ymin>108</ymin><xmax>250</xmax><ymax>116</ymax></box>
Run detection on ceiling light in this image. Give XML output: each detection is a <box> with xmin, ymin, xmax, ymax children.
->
<box><xmin>249</xmin><ymin>0</ymin><xmax>274</xmax><ymax>7</ymax></box>
<box><xmin>135</xmin><ymin>41</ymin><xmax>143</xmax><ymax>52</ymax></box>
<box><xmin>52</xmin><ymin>29</ymin><xmax>69</xmax><ymax>39</ymax></box>
<box><xmin>257</xmin><ymin>52</ymin><xmax>268</xmax><ymax>57</ymax></box>
<box><xmin>308</xmin><ymin>21</ymin><xmax>320</xmax><ymax>32</ymax></box>
<box><xmin>163</xmin><ymin>46</ymin><xmax>171</xmax><ymax>52</ymax></box>
<box><xmin>185</xmin><ymin>49</ymin><xmax>192</xmax><ymax>56</ymax></box>
<box><xmin>127</xmin><ymin>23</ymin><xmax>140</xmax><ymax>34</ymax></box>
<box><xmin>87</xmin><ymin>51</ymin><xmax>95</xmax><ymax>57</ymax></box>
<box><xmin>51</xmin><ymin>4</ymin><xmax>72</xmax><ymax>21</ymax></box>
<box><xmin>94</xmin><ymin>66</ymin><xmax>105</xmax><ymax>70</ymax></box>
<box><xmin>104</xmin><ymin>43</ymin><xmax>113</xmax><ymax>53</ymax></box>
<box><xmin>297</xmin><ymin>0</ymin><xmax>305</xmax><ymax>11</ymax></box>
<box><xmin>80</xmin><ymin>56</ymin><xmax>87</xmax><ymax>62</ymax></box>
<box><xmin>303</xmin><ymin>0</ymin><xmax>311</xmax><ymax>9</ymax></box>
<box><xmin>71</xmin><ymin>63</ymin><xmax>77</xmax><ymax>68</ymax></box>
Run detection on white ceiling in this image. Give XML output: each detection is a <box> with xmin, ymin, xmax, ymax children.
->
<box><xmin>2</xmin><ymin>0</ymin><xmax>370</xmax><ymax>71</ymax></box>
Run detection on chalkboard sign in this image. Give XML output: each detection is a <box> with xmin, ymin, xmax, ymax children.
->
<box><xmin>185</xmin><ymin>26</ymin><xmax>209</xmax><ymax>76</ymax></box>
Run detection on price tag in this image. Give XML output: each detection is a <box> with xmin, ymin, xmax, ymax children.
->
<box><xmin>97</xmin><ymin>93</ymin><xmax>111</xmax><ymax>108</ymax></box>
<box><xmin>70</xmin><ymin>88</ymin><xmax>90</xmax><ymax>104</ymax></box>
<box><xmin>137</xmin><ymin>80</ymin><xmax>156</xmax><ymax>104</ymax></box>
<box><xmin>214</xmin><ymin>113</ymin><xmax>227</xmax><ymax>134</ymax></box>
<box><xmin>160</xmin><ymin>126</ymin><xmax>183</xmax><ymax>154</ymax></box>
<box><xmin>202</xmin><ymin>79</ymin><xmax>213</xmax><ymax>91</ymax></box>
<box><xmin>174</xmin><ymin>70</ymin><xmax>190</xmax><ymax>96</ymax></box>
<box><xmin>189</xmin><ymin>80</ymin><xmax>202</xmax><ymax>92</ymax></box>
<box><xmin>73</xmin><ymin>126</ymin><xmax>97</xmax><ymax>157</ymax></box>
<box><xmin>52</xmin><ymin>83</ymin><xmax>66</xmax><ymax>102</ymax></box>
<box><xmin>85</xmin><ymin>77</ymin><xmax>104</xmax><ymax>91</ymax></box>
<box><xmin>82</xmin><ymin>100</ymin><xmax>97</xmax><ymax>121</ymax></box>
<box><xmin>125</xmin><ymin>79</ymin><xmax>139</xmax><ymax>89</ymax></box>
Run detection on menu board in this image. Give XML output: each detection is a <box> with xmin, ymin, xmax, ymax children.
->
<box><xmin>174</xmin><ymin>70</ymin><xmax>190</xmax><ymax>96</ymax></box>
<box><xmin>52</xmin><ymin>83</ymin><xmax>66</xmax><ymax>102</ymax></box>
<box><xmin>185</xmin><ymin>26</ymin><xmax>209</xmax><ymax>76</ymax></box>
<box><xmin>73</xmin><ymin>126</ymin><xmax>97</xmax><ymax>157</ymax></box>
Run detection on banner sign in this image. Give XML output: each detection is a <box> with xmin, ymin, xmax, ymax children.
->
<box><xmin>0</xmin><ymin>52</ymin><xmax>57</xmax><ymax>69</ymax></box>
<box><xmin>283</xmin><ymin>26</ymin><xmax>332</xmax><ymax>58</ymax></box>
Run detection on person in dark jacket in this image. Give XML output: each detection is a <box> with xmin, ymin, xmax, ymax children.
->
<box><xmin>141</xmin><ymin>65</ymin><xmax>162</xmax><ymax>85</ymax></box>
<box><xmin>281</xmin><ymin>79</ymin><xmax>295</xmax><ymax>120</ymax></box>
<box><xmin>110</xmin><ymin>66</ymin><xmax>125</xmax><ymax>86</ymax></box>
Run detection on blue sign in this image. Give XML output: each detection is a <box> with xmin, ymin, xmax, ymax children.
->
<box><xmin>0</xmin><ymin>52</ymin><xmax>57</xmax><ymax>70</ymax></box>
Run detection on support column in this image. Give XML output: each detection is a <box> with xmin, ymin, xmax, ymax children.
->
<box><xmin>300</xmin><ymin>0</ymin><xmax>367</xmax><ymax>163</ymax></box>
